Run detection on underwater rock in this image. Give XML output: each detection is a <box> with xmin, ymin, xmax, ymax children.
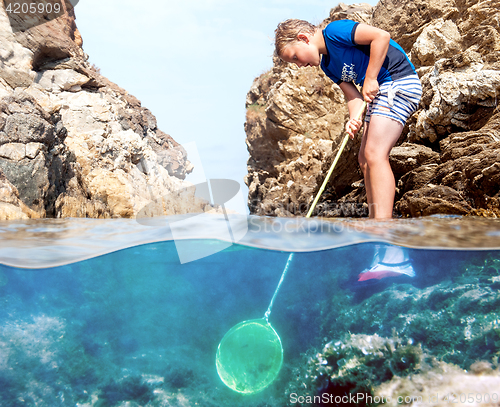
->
<box><xmin>100</xmin><ymin>376</ymin><xmax>154</xmax><ymax>406</ymax></box>
<box><xmin>321</xmin><ymin>254</ymin><xmax>500</xmax><ymax>367</ymax></box>
<box><xmin>244</xmin><ymin>0</ymin><xmax>500</xmax><ymax>218</ymax></box>
<box><xmin>286</xmin><ymin>333</ymin><xmax>425</xmax><ymax>407</ymax></box>
<box><xmin>0</xmin><ymin>315</ymin><xmax>81</xmax><ymax>406</ymax></box>
<box><xmin>164</xmin><ymin>365</ymin><xmax>196</xmax><ymax>389</ymax></box>
<box><xmin>284</xmin><ymin>252</ymin><xmax>500</xmax><ymax>406</ymax></box>
<box><xmin>375</xmin><ymin>361</ymin><xmax>500</xmax><ymax>407</ymax></box>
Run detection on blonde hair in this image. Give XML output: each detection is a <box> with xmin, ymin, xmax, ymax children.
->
<box><xmin>274</xmin><ymin>19</ymin><xmax>317</xmax><ymax>57</ymax></box>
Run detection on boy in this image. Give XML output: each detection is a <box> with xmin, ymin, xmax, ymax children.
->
<box><xmin>275</xmin><ymin>18</ymin><xmax>421</xmax><ymax>220</ymax></box>
<box><xmin>275</xmin><ymin>19</ymin><xmax>420</xmax><ymax>281</ymax></box>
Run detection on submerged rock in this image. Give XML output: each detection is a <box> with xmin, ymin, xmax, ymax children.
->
<box><xmin>376</xmin><ymin>362</ymin><xmax>500</xmax><ymax>407</ymax></box>
<box><xmin>286</xmin><ymin>333</ymin><xmax>432</xmax><ymax>406</ymax></box>
<box><xmin>285</xmin><ymin>252</ymin><xmax>500</xmax><ymax>406</ymax></box>
<box><xmin>244</xmin><ymin>0</ymin><xmax>500</xmax><ymax>218</ymax></box>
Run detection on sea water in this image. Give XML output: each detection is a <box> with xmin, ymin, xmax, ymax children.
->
<box><xmin>0</xmin><ymin>215</ymin><xmax>500</xmax><ymax>407</ymax></box>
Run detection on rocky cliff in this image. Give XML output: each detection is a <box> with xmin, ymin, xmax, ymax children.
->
<box><xmin>245</xmin><ymin>0</ymin><xmax>500</xmax><ymax>218</ymax></box>
<box><xmin>0</xmin><ymin>3</ymin><xmax>212</xmax><ymax>220</ymax></box>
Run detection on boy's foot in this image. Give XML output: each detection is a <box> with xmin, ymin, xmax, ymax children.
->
<box><xmin>357</xmin><ymin>260</ymin><xmax>415</xmax><ymax>282</ymax></box>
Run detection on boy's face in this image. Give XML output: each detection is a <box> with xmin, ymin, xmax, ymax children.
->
<box><xmin>280</xmin><ymin>33</ymin><xmax>321</xmax><ymax>68</ymax></box>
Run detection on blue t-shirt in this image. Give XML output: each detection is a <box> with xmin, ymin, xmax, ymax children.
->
<box><xmin>320</xmin><ymin>20</ymin><xmax>416</xmax><ymax>86</ymax></box>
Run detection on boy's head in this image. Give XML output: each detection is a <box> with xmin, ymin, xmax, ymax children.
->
<box><xmin>274</xmin><ymin>19</ymin><xmax>317</xmax><ymax>58</ymax></box>
<box><xmin>274</xmin><ymin>19</ymin><xmax>322</xmax><ymax>68</ymax></box>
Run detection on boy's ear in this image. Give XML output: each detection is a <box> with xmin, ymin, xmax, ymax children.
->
<box><xmin>297</xmin><ymin>32</ymin><xmax>310</xmax><ymax>43</ymax></box>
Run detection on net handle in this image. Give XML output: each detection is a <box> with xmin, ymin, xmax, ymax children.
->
<box><xmin>264</xmin><ymin>252</ymin><xmax>294</xmax><ymax>322</ymax></box>
<box><xmin>264</xmin><ymin>101</ymin><xmax>367</xmax><ymax>321</ymax></box>
<box><xmin>306</xmin><ymin>100</ymin><xmax>367</xmax><ymax>218</ymax></box>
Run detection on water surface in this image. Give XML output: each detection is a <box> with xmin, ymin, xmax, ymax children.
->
<box><xmin>1</xmin><ymin>215</ymin><xmax>499</xmax><ymax>406</ymax></box>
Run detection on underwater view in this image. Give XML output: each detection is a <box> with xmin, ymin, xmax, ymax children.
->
<box><xmin>1</xmin><ymin>215</ymin><xmax>500</xmax><ymax>407</ymax></box>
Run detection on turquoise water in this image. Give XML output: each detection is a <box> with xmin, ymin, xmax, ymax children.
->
<box><xmin>1</xmin><ymin>215</ymin><xmax>500</xmax><ymax>406</ymax></box>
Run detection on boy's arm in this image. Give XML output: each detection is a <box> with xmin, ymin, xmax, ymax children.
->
<box><xmin>353</xmin><ymin>24</ymin><xmax>390</xmax><ymax>103</ymax></box>
<box><xmin>339</xmin><ymin>81</ymin><xmax>365</xmax><ymax>139</ymax></box>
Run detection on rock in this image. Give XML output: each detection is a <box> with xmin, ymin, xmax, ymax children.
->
<box><xmin>0</xmin><ymin>154</ymin><xmax>52</xmax><ymax>217</ymax></box>
<box><xmin>86</xmin><ymin>168</ymin><xmax>136</xmax><ymax>218</ymax></box>
<box><xmin>0</xmin><ymin>92</ymin><xmax>72</xmax><ymax>218</ymax></box>
<box><xmin>398</xmin><ymin>113</ymin><xmax>500</xmax><ymax>217</ymax></box>
<box><xmin>395</xmin><ymin>185</ymin><xmax>472</xmax><ymax>217</ymax></box>
<box><xmin>0</xmin><ymin>169</ymin><xmax>39</xmax><ymax>219</ymax></box>
<box><xmin>150</xmin><ymin>133</ymin><xmax>193</xmax><ymax>179</ymax></box>
<box><xmin>25</xmin><ymin>142</ymin><xmax>43</xmax><ymax>159</ymax></box>
<box><xmin>0</xmin><ymin>4</ymin><xmax>218</xmax><ymax>220</ymax></box>
<box><xmin>10</xmin><ymin>4</ymin><xmax>84</xmax><ymax>71</ymax></box>
<box><xmin>284</xmin><ymin>253</ymin><xmax>500</xmax><ymax>404</ymax></box>
<box><xmin>34</xmin><ymin>69</ymin><xmax>90</xmax><ymax>92</ymax></box>
<box><xmin>287</xmin><ymin>332</ymin><xmax>425</xmax><ymax>402</ymax></box>
<box><xmin>390</xmin><ymin>142</ymin><xmax>439</xmax><ymax>179</ymax></box>
<box><xmin>376</xmin><ymin>366</ymin><xmax>500</xmax><ymax>407</ymax></box>
<box><xmin>0</xmin><ymin>143</ymin><xmax>25</xmax><ymax>161</ymax></box>
<box><xmin>411</xmin><ymin>65</ymin><xmax>500</xmax><ymax>143</ymax></box>
<box><xmin>411</xmin><ymin>18</ymin><xmax>462</xmax><ymax>67</ymax></box>
<box><xmin>244</xmin><ymin>0</ymin><xmax>500</xmax><ymax>218</ymax></box>
<box><xmin>4</xmin><ymin>111</ymin><xmax>55</xmax><ymax>143</ymax></box>
<box><xmin>0</xmin><ymin>201</ymin><xmax>27</xmax><ymax>219</ymax></box>
<box><xmin>1</xmin><ymin>92</ymin><xmax>56</xmax><ymax>146</ymax></box>
<box><xmin>324</xmin><ymin>2</ymin><xmax>374</xmax><ymax>26</ymax></box>
<box><xmin>372</xmin><ymin>0</ymin><xmax>460</xmax><ymax>52</ymax></box>
<box><xmin>55</xmin><ymin>193</ymin><xmax>111</xmax><ymax>219</ymax></box>
<box><xmin>244</xmin><ymin>6</ymin><xmax>371</xmax><ymax>216</ymax></box>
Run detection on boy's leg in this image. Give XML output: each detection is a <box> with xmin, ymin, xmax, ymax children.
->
<box><xmin>359</xmin><ymin>115</ymin><xmax>403</xmax><ymax>219</ymax></box>
<box><xmin>358</xmin><ymin>122</ymin><xmax>373</xmax><ymax>214</ymax></box>
<box><xmin>358</xmin><ymin>122</ymin><xmax>373</xmax><ymax>215</ymax></box>
<box><xmin>358</xmin><ymin>244</ymin><xmax>415</xmax><ymax>283</ymax></box>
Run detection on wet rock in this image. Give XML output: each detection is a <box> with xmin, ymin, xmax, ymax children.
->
<box><xmin>100</xmin><ymin>376</ymin><xmax>154</xmax><ymax>406</ymax></box>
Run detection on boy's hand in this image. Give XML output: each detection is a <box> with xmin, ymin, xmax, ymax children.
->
<box><xmin>345</xmin><ymin>118</ymin><xmax>363</xmax><ymax>139</ymax></box>
<box><xmin>362</xmin><ymin>77</ymin><xmax>379</xmax><ymax>102</ymax></box>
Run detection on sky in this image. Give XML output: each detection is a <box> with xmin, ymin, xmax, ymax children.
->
<box><xmin>74</xmin><ymin>0</ymin><xmax>378</xmax><ymax>212</ymax></box>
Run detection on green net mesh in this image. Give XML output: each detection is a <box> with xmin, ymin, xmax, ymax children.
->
<box><xmin>216</xmin><ymin>319</ymin><xmax>283</xmax><ymax>394</ymax></box>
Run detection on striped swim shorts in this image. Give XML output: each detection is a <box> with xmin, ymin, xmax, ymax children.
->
<box><xmin>365</xmin><ymin>74</ymin><xmax>422</xmax><ymax>126</ymax></box>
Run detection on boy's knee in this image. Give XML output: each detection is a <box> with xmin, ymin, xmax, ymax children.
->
<box><xmin>363</xmin><ymin>147</ymin><xmax>388</xmax><ymax>167</ymax></box>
